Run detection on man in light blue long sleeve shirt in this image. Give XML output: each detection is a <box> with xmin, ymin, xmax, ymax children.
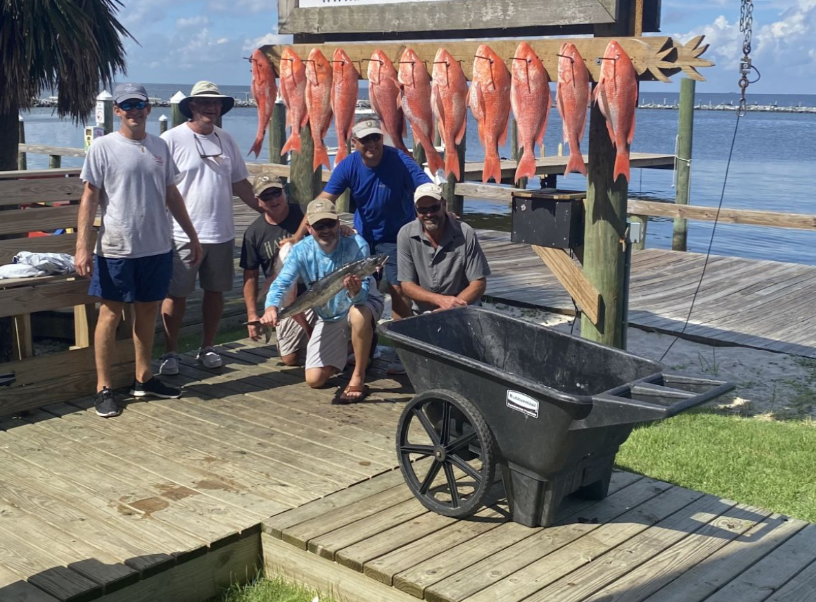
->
<box><xmin>262</xmin><ymin>199</ymin><xmax>384</xmax><ymax>403</ymax></box>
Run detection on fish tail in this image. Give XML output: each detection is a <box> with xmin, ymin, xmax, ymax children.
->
<box><xmin>248</xmin><ymin>135</ymin><xmax>263</xmax><ymax>158</ymax></box>
<box><xmin>280</xmin><ymin>131</ymin><xmax>301</xmax><ymax>155</ymax></box>
<box><xmin>614</xmin><ymin>149</ymin><xmax>630</xmax><ymax>183</ymax></box>
<box><xmin>335</xmin><ymin>140</ymin><xmax>348</xmax><ymax>166</ymax></box>
<box><xmin>515</xmin><ymin>147</ymin><xmax>536</xmax><ymax>182</ymax></box>
<box><xmin>313</xmin><ymin>142</ymin><xmax>331</xmax><ymax>171</ymax></box>
<box><xmin>483</xmin><ymin>148</ymin><xmax>502</xmax><ymax>184</ymax></box>
<box><xmin>426</xmin><ymin>144</ymin><xmax>445</xmax><ymax>176</ymax></box>
<box><xmin>565</xmin><ymin>143</ymin><xmax>587</xmax><ymax>176</ymax></box>
<box><xmin>444</xmin><ymin>142</ymin><xmax>460</xmax><ymax>180</ymax></box>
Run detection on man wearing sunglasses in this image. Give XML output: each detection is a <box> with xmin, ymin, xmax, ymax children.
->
<box><xmin>240</xmin><ymin>175</ymin><xmax>311</xmax><ymax>365</ymax></box>
<box><xmin>76</xmin><ymin>83</ymin><xmax>203</xmax><ymax>418</ymax></box>
<box><xmin>397</xmin><ymin>183</ymin><xmax>490</xmax><ymax>313</ymax></box>
<box><xmin>158</xmin><ymin>81</ymin><xmax>262</xmax><ymax>376</ymax></box>
<box><xmin>261</xmin><ymin>199</ymin><xmax>384</xmax><ymax>404</ymax></box>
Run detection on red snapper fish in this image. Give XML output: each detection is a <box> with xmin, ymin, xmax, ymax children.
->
<box><xmin>594</xmin><ymin>40</ymin><xmax>638</xmax><ymax>183</ymax></box>
<box><xmin>469</xmin><ymin>44</ymin><xmax>512</xmax><ymax>184</ymax></box>
<box><xmin>331</xmin><ymin>48</ymin><xmax>360</xmax><ymax>167</ymax></box>
<box><xmin>431</xmin><ymin>48</ymin><xmax>468</xmax><ymax>180</ymax></box>
<box><xmin>367</xmin><ymin>50</ymin><xmax>410</xmax><ymax>155</ymax></box>
<box><xmin>556</xmin><ymin>42</ymin><xmax>590</xmax><ymax>176</ymax></box>
<box><xmin>279</xmin><ymin>47</ymin><xmax>308</xmax><ymax>156</ymax></box>
<box><xmin>398</xmin><ymin>47</ymin><xmax>444</xmax><ymax>175</ymax></box>
<box><xmin>305</xmin><ymin>47</ymin><xmax>333</xmax><ymax>171</ymax></box>
<box><xmin>510</xmin><ymin>42</ymin><xmax>550</xmax><ymax>182</ymax></box>
<box><xmin>249</xmin><ymin>49</ymin><xmax>277</xmax><ymax>158</ymax></box>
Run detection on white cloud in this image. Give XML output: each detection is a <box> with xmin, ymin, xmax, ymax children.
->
<box><xmin>208</xmin><ymin>0</ymin><xmax>270</xmax><ymax>13</ymax></box>
<box><xmin>176</xmin><ymin>15</ymin><xmax>210</xmax><ymax>28</ymax></box>
<box><xmin>243</xmin><ymin>32</ymin><xmax>291</xmax><ymax>52</ymax></box>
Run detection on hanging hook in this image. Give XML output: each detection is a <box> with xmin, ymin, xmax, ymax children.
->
<box><xmin>556</xmin><ymin>53</ymin><xmax>574</xmax><ymax>63</ymax></box>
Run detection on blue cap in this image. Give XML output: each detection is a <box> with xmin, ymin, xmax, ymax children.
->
<box><xmin>113</xmin><ymin>83</ymin><xmax>149</xmax><ymax>105</ymax></box>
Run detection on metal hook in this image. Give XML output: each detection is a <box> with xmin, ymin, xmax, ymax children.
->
<box><xmin>556</xmin><ymin>53</ymin><xmax>575</xmax><ymax>63</ymax></box>
<box><xmin>596</xmin><ymin>56</ymin><xmax>618</xmax><ymax>65</ymax></box>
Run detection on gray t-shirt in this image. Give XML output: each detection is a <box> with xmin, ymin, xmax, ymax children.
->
<box><xmin>80</xmin><ymin>132</ymin><xmax>178</xmax><ymax>258</ymax></box>
<box><xmin>397</xmin><ymin>217</ymin><xmax>491</xmax><ymax>313</ymax></box>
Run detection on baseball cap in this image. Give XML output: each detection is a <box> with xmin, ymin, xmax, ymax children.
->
<box><xmin>307</xmin><ymin>198</ymin><xmax>339</xmax><ymax>225</ymax></box>
<box><xmin>253</xmin><ymin>175</ymin><xmax>284</xmax><ymax>197</ymax></box>
<box><xmin>113</xmin><ymin>83</ymin><xmax>149</xmax><ymax>105</ymax></box>
<box><xmin>351</xmin><ymin>119</ymin><xmax>383</xmax><ymax>140</ymax></box>
<box><xmin>414</xmin><ymin>182</ymin><xmax>445</xmax><ymax>204</ymax></box>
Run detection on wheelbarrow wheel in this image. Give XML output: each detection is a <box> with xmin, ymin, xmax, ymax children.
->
<box><xmin>396</xmin><ymin>389</ymin><xmax>495</xmax><ymax>518</ymax></box>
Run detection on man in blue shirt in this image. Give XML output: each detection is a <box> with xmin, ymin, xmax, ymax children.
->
<box><xmin>261</xmin><ymin>199</ymin><xmax>384</xmax><ymax>403</ymax></box>
<box><xmin>284</xmin><ymin>118</ymin><xmax>430</xmax><ymax>374</ymax></box>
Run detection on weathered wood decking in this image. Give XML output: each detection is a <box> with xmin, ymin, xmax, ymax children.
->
<box><xmin>2</xmin><ymin>343</ymin><xmax>814</xmax><ymax>602</ymax></box>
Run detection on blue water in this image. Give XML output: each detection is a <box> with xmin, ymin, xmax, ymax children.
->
<box><xmin>20</xmin><ymin>87</ymin><xmax>816</xmax><ymax>265</ymax></box>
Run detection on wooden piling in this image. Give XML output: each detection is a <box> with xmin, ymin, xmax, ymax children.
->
<box><xmin>444</xmin><ymin>139</ymin><xmax>466</xmax><ymax>217</ymax></box>
<box><xmin>268</xmin><ymin>100</ymin><xmax>287</xmax><ymax>166</ymax></box>
<box><xmin>289</xmin><ymin>123</ymin><xmax>322</xmax><ymax>207</ymax></box>
<box><xmin>49</xmin><ymin>155</ymin><xmax>61</xmax><ymax>169</ymax></box>
<box><xmin>630</xmin><ymin>215</ymin><xmax>648</xmax><ymax>251</ymax></box>
<box><xmin>96</xmin><ymin>91</ymin><xmax>114</xmax><ymax>134</ymax></box>
<box><xmin>510</xmin><ymin>117</ymin><xmax>528</xmax><ymax>189</ymax></box>
<box><xmin>170</xmin><ymin>92</ymin><xmax>186</xmax><ymax>128</ymax></box>
<box><xmin>580</xmin><ymin>97</ymin><xmax>629</xmax><ymax>349</ymax></box>
<box><xmin>17</xmin><ymin>115</ymin><xmax>26</xmax><ymax>171</ymax></box>
<box><xmin>673</xmin><ymin>78</ymin><xmax>695</xmax><ymax>252</ymax></box>
<box><xmin>159</xmin><ymin>115</ymin><xmax>168</xmax><ymax>135</ymax></box>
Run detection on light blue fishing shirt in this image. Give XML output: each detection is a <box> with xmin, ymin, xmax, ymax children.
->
<box><xmin>265</xmin><ymin>234</ymin><xmax>370</xmax><ymax>323</ymax></box>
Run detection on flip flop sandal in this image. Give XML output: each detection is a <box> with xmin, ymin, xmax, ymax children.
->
<box><xmin>332</xmin><ymin>384</ymin><xmax>370</xmax><ymax>405</ymax></box>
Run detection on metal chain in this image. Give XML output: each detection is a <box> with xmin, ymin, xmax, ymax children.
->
<box><xmin>738</xmin><ymin>0</ymin><xmax>755</xmax><ymax>115</ymax></box>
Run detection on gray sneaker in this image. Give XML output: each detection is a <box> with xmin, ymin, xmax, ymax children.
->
<box><xmin>197</xmin><ymin>346</ymin><xmax>223</xmax><ymax>369</ymax></box>
<box><xmin>159</xmin><ymin>352</ymin><xmax>180</xmax><ymax>375</ymax></box>
<box><xmin>387</xmin><ymin>356</ymin><xmax>406</xmax><ymax>375</ymax></box>
<box><xmin>94</xmin><ymin>387</ymin><xmax>121</xmax><ymax>418</ymax></box>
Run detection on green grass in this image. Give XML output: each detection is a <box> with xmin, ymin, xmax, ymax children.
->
<box><xmin>213</xmin><ymin>576</ymin><xmax>337</xmax><ymax>602</ymax></box>
<box><xmin>151</xmin><ymin>323</ymin><xmax>250</xmax><ymax>360</ymax></box>
<box><xmin>617</xmin><ymin>411</ymin><xmax>816</xmax><ymax>522</ymax></box>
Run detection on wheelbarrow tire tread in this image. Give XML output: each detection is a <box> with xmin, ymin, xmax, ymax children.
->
<box><xmin>396</xmin><ymin>389</ymin><xmax>495</xmax><ymax>519</ymax></box>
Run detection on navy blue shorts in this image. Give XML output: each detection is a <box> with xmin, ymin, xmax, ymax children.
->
<box><xmin>89</xmin><ymin>251</ymin><xmax>173</xmax><ymax>303</ymax></box>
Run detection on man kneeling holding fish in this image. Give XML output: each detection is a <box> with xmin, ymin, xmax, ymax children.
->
<box><xmin>261</xmin><ymin>199</ymin><xmax>384</xmax><ymax>404</ymax></box>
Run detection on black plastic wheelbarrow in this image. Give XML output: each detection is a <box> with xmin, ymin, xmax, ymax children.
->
<box><xmin>378</xmin><ymin>307</ymin><xmax>734</xmax><ymax>528</ymax></box>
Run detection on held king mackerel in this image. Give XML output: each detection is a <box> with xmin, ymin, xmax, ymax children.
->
<box><xmin>277</xmin><ymin>254</ymin><xmax>389</xmax><ymax>321</ymax></box>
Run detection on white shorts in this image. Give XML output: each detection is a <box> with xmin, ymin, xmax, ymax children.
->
<box><xmin>305</xmin><ymin>297</ymin><xmax>384</xmax><ymax>371</ymax></box>
<box><xmin>276</xmin><ymin>310</ymin><xmax>315</xmax><ymax>357</ymax></box>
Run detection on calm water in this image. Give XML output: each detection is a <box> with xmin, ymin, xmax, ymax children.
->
<box><xmin>20</xmin><ymin>87</ymin><xmax>816</xmax><ymax>265</ymax></box>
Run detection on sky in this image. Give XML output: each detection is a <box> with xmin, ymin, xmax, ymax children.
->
<box><xmin>117</xmin><ymin>0</ymin><xmax>816</xmax><ymax>94</ymax></box>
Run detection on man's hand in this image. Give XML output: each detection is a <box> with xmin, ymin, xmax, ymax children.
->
<box><xmin>339</xmin><ymin>224</ymin><xmax>356</xmax><ymax>237</ymax></box>
<box><xmin>247</xmin><ymin>322</ymin><xmax>264</xmax><ymax>341</ymax></box>
<box><xmin>434</xmin><ymin>295</ymin><xmax>468</xmax><ymax>311</ymax></box>
<box><xmin>344</xmin><ymin>274</ymin><xmax>362</xmax><ymax>298</ymax></box>
<box><xmin>75</xmin><ymin>248</ymin><xmax>93</xmax><ymax>278</ymax></box>
<box><xmin>260</xmin><ymin>306</ymin><xmax>279</xmax><ymax>328</ymax></box>
<box><xmin>188</xmin><ymin>239</ymin><xmax>204</xmax><ymax>267</ymax></box>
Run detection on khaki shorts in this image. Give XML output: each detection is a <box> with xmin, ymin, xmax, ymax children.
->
<box><xmin>169</xmin><ymin>239</ymin><xmax>235</xmax><ymax>297</ymax></box>
<box><xmin>305</xmin><ymin>297</ymin><xmax>384</xmax><ymax>371</ymax></box>
<box><xmin>276</xmin><ymin>310</ymin><xmax>315</xmax><ymax>358</ymax></box>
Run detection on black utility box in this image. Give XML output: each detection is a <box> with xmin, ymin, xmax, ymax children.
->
<box><xmin>511</xmin><ymin>190</ymin><xmax>585</xmax><ymax>249</ymax></box>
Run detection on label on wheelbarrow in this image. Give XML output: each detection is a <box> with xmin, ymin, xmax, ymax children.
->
<box><xmin>506</xmin><ymin>390</ymin><xmax>539</xmax><ymax>419</ymax></box>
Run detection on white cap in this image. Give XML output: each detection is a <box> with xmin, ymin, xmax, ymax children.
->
<box><xmin>414</xmin><ymin>182</ymin><xmax>445</xmax><ymax>204</ymax></box>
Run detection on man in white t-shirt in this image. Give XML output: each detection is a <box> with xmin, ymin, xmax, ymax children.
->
<box><xmin>75</xmin><ymin>82</ymin><xmax>202</xmax><ymax>419</ymax></box>
<box><xmin>159</xmin><ymin>81</ymin><xmax>261</xmax><ymax>374</ymax></box>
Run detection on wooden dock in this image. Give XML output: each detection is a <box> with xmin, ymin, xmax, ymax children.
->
<box><xmin>1</xmin><ymin>342</ymin><xmax>815</xmax><ymax>602</ymax></box>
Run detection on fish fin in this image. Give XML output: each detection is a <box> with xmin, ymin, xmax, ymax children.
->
<box><xmin>369</xmin><ymin>91</ymin><xmax>383</xmax><ymax>121</ymax></box>
<box><xmin>335</xmin><ymin>141</ymin><xmax>348</xmax><ymax>166</ymax></box>
<box><xmin>426</xmin><ymin>144</ymin><xmax>445</xmax><ymax>176</ymax></box>
<box><xmin>614</xmin><ymin>149</ymin><xmax>630</xmax><ymax>183</ymax></box>
<box><xmin>483</xmin><ymin>148</ymin><xmax>501</xmax><ymax>184</ymax></box>
<box><xmin>314</xmin><ymin>142</ymin><xmax>331</xmax><ymax>171</ymax></box>
<box><xmin>432</xmin><ymin>84</ymin><xmax>444</xmax><ymax>124</ymax></box>
<box><xmin>469</xmin><ymin>83</ymin><xmax>486</xmax><ymax>145</ymax></box>
<box><xmin>280</xmin><ymin>131</ymin><xmax>301</xmax><ymax>155</ymax></box>
<box><xmin>454</xmin><ymin>114</ymin><xmax>467</xmax><ymax>146</ymax></box>
<box><xmin>565</xmin><ymin>144</ymin><xmax>587</xmax><ymax>176</ymax></box>
<box><xmin>444</xmin><ymin>145</ymin><xmax>460</xmax><ymax>180</ymax></box>
<box><xmin>249</xmin><ymin>136</ymin><xmax>263</xmax><ymax>158</ymax></box>
<box><xmin>627</xmin><ymin>105</ymin><xmax>636</xmax><ymax>146</ymax></box>
<box><xmin>498</xmin><ymin>110</ymin><xmax>511</xmax><ymax>148</ymax></box>
<box><xmin>515</xmin><ymin>148</ymin><xmax>536</xmax><ymax>182</ymax></box>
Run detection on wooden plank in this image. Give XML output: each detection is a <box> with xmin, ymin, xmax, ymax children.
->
<box><xmin>0</xmin><ymin>205</ymin><xmax>80</xmax><ymax>236</ymax></box>
<box><xmin>0</xmin><ymin>168</ymin><xmax>80</xmax><ymax>179</ymax></box>
<box><xmin>629</xmin><ymin>199</ymin><xmax>816</xmax><ymax>231</ymax></box>
<box><xmin>0</xmin><ymin>278</ymin><xmax>92</xmax><ymax>319</ymax></box>
<box><xmin>0</xmin><ymin>177</ymin><xmax>83</xmax><ymax>206</ymax></box>
<box><xmin>0</xmin><ymin>232</ymin><xmax>86</xmax><ymax>265</ymax></box>
<box><xmin>702</xmin><ymin>523</ymin><xmax>816</xmax><ymax>602</ymax></box>
<box><xmin>12</xmin><ymin>313</ymin><xmax>33</xmax><ymax>360</ymax></box>
<box><xmin>93</xmin><ymin>534</ymin><xmax>260</xmax><ymax>602</ymax></box>
<box><xmin>73</xmin><ymin>303</ymin><xmax>96</xmax><ymax>348</ymax></box>
<box><xmin>18</xmin><ymin>144</ymin><xmax>86</xmax><ymax>158</ymax></box>
<box><xmin>532</xmin><ymin>246</ymin><xmax>601</xmax><ymax>324</ymax></box>
<box><xmin>0</xmin><ymin>581</ymin><xmax>61</xmax><ymax>602</ymax></box>
<box><xmin>4</xmin><ymin>340</ymin><xmax>130</xmax><ymax>388</ymax></box>
<box><xmin>763</xmin><ymin>557</ymin><xmax>816</xmax><ymax>602</ymax></box>
<box><xmin>263</xmin><ymin>534</ymin><xmax>420</xmax><ymax>602</ymax></box>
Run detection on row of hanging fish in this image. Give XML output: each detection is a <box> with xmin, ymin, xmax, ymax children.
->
<box><xmin>248</xmin><ymin>40</ymin><xmax>639</xmax><ymax>183</ymax></box>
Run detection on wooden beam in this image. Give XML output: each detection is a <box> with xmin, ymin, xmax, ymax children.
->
<box><xmin>628</xmin><ymin>200</ymin><xmax>816</xmax><ymax>231</ymax></box>
<box><xmin>0</xmin><ymin>205</ymin><xmax>80</xmax><ymax>237</ymax></box>
<box><xmin>0</xmin><ymin>167</ymin><xmax>80</xmax><ymax>179</ymax></box>
<box><xmin>17</xmin><ymin>143</ymin><xmax>85</xmax><ymax>158</ymax></box>
<box><xmin>0</xmin><ymin>177</ymin><xmax>83</xmax><ymax>206</ymax></box>
<box><xmin>265</xmin><ymin>36</ymin><xmax>713</xmax><ymax>84</ymax></box>
<box><xmin>0</xmin><ymin>278</ymin><xmax>94</xmax><ymax>319</ymax></box>
<box><xmin>531</xmin><ymin>246</ymin><xmax>601</xmax><ymax>324</ymax></box>
<box><xmin>73</xmin><ymin>303</ymin><xmax>97</xmax><ymax>349</ymax></box>
<box><xmin>12</xmin><ymin>314</ymin><xmax>33</xmax><ymax>360</ymax></box>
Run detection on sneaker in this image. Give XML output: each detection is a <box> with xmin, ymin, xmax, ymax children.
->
<box><xmin>130</xmin><ymin>377</ymin><xmax>181</xmax><ymax>399</ymax></box>
<box><xmin>94</xmin><ymin>387</ymin><xmax>121</xmax><ymax>418</ymax></box>
<box><xmin>158</xmin><ymin>352</ymin><xmax>180</xmax><ymax>375</ymax></box>
<box><xmin>387</xmin><ymin>356</ymin><xmax>406</xmax><ymax>375</ymax></box>
<box><xmin>196</xmin><ymin>347</ymin><xmax>223</xmax><ymax>369</ymax></box>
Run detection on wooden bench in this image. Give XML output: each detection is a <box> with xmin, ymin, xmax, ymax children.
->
<box><xmin>0</xmin><ymin>168</ymin><xmax>134</xmax><ymax>417</ymax></box>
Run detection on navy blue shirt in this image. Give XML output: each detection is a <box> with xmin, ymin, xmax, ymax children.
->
<box><xmin>323</xmin><ymin>146</ymin><xmax>431</xmax><ymax>247</ymax></box>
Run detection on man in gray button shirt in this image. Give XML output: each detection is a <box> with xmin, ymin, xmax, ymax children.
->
<box><xmin>396</xmin><ymin>183</ymin><xmax>490</xmax><ymax>313</ymax></box>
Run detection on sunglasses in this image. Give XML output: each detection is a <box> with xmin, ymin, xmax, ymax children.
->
<box><xmin>312</xmin><ymin>220</ymin><xmax>338</xmax><ymax>232</ymax></box>
<box><xmin>194</xmin><ymin>131</ymin><xmax>223</xmax><ymax>159</ymax></box>
<box><xmin>416</xmin><ymin>204</ymin><xmax>442</xmax><ymax>215</ymax></box>
<box><xmin>259</xmin><ymin>188</ymin><xmax>284</xmax><ymax>200</ymax></box>
<box><xmin>356</xmin><ymin>134</ymin><xmax>382</xmax><ymax>144</ymax></box>
<box><xmin>117</xmin><ymin>100</ymin><xmax>148</xmax><ymax>111</ymax></box>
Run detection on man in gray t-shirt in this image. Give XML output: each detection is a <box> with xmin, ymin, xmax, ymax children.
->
<box><xmin>75</xmin><ymin>82</ymin><xmax>202</xmax><ymax>419</ymax></box>
<box><xmin>397</xmin><ymin>183</ymin><xmax>490</xmax><ymax>313</ymax></box>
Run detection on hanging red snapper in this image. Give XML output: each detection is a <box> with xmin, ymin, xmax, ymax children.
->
<box><xmin>331</xmin><ymin>48</ymin><xmax>360</xmax><ymax>167</ymax></box>
<box><xmin>431</xmin><ymin>48</ymin><xmax>468</xmax><ymax>181</ymax></box>
<box><xmin>510</xmin><ymin>42</ymin><xmax>550</xmax><ymax>182</ymax></box>
<box><xmin>249</xmin><ymin>49</ymin><xmax>277</xmax><ymax>158</ymax></box>
<box><xmin>305</xmin><ymin>47</ymin><xmax>333</xmax><ymax>171</ymax></box>
<box><xmin>469</xmin><ymin>44</ymin><xmax>511</xmax><ymax>184</ymax></box>
<box><xmin>367</xmin><ymin>50</ymin><xmax>410</xmax><ymax>155</ymax></box>
<box><xmin>594</xmin><ymin>40</ymin><xmax>638</xmax><ymax>183</ymax></box>
<box><xmin>556</xmin><ymin>42</ymin><xmax>590</xmax><ymax>176</ymax></box>
<box><xmin>398</xmin><ymin>47</ymin><xmax>444</xmax><ymax>175</ymax></box>
<box><xmin>279</xmin><ymin>47</ymin><xmax>309</xmax><ymax>156</ymax></box>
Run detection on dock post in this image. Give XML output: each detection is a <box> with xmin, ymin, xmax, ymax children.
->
<box><xmin>289</xmin><ymin>123</ymin><xmax>322</xmax><ymax>208</ymax></box>
<box><xmin>511</xmin><ymin>117</ymin><xmax>528</xmax><ymax>189</ymax></box>
<box><xmin>170</xmin><ymin>91</ymin><xmax>186</xmax><ymax>128</ymax></box>
<box><xmin>159</xmin><ymin>115</ymin><xmax>168</xmax><ymax>135</ymax></box>
<box><xmin>17</xmin><ymin>115</ymin><xmax>26</xmax><ymax>171</ymax></box>
<box><xmin>444</xmin><ymin>138</ymin><xmax>466</xmax><ymax>217</ymax></box>
<box><xmin>630</xmin><ymin>215</ymin><xmax>648</xmax><ymax>251</ymax></box>
<box><xmin>96</xmin><ymin>91</ymin><xmax>114</xmax><ymax>134</ymax></box>
<box><xmin>581</xmin><ymin>95</ymin><xmax>629</xmax><ymax>350</ymax></box>
<box><xmin>49</xmin><ymin>155</ymin><xmax>61</xmax><ymax>169</ymax></box>
<box><xmin>673</xmin><ymin>78</ymin><xmax>696</xmax><ymax>251</ymax></box>
<box><xmin>268</xmin><ymin>100</ymin><xmax>287</xmax><ymax>166</ymax></box>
